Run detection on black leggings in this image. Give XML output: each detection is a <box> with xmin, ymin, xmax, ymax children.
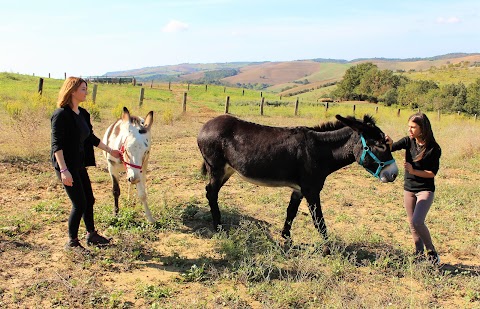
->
<box><xmin>57</xmin><ymin>167</ymin><xmax>95</xmax><ymax>239</ymax></box>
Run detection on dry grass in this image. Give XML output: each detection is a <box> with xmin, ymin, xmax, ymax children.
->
<box><xmin>1</xmin><ymin>78</ymin><xmax>479</xmax><ymax>308</ymax></box>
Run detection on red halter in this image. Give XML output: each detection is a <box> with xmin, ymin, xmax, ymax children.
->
<box><xmin>119</xmin><ymin>143</ymin><xmax>143</xmax><ymax>172</ymax></box>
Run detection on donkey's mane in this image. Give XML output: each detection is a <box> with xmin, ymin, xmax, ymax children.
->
<box><xmin>310</xmin><ymin>115</ymin><xmax>376</xmax><ymax>132</ymax></box>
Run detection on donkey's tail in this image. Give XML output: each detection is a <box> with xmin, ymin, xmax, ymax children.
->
<box><xmin>200</xmin><ymin>161</ymin><xmax>208</xmax><ymax>176</ymax></box>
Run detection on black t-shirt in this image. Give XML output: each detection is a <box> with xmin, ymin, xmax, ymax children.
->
<box><xmin>391</xmin><ymin>136</ymin><xmax>441</xmax><ymax>192</ymax></box>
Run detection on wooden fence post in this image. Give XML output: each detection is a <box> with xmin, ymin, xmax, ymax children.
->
<box><xmin>437</xmin><ymin>110</ymin><xmax>441</xmax><ymax>121</ymax></box>
<box><xmin>133</xmin><ymin>78</ymin><xmax>136</xmax><ymax>86</ymax></box>
<box><xmin>353</xmin><ymin>104</ymin><xmax>356</xmax><ymax>115</ymax></box>
<box><xmin>242</xmin><ymin>89</ymin><xmax>245</xmax><ymax>96</ymax></box>
<box><xmin>260</xmin><ymin>91</ymin><xmax>263</xmax><ymax>97</ymax></box>
<box><xmin>294</xmin><ymin>97</ymin><xmax>299</xmax><ymax>116</ymax></box>
<box><xmin>225</xmin><ymin>96</ymin><xmax>230</xmax><ymax>114</ymax></box>
<box><xmin>150</xmin><ymin>80</ymin><xmax>153</xmax><ymax>88</ymax></box>
<box><xmin>92</xmin><ymin>84</ymin><xmax>98</xmax><ymax>103</ymax></box>
<box><xmin>260</xmin><ymin>97</ymin><xmax>265</xmax><ymax>116</ymax></box>
<box><xmin>64</xmin><ymin>72</ymin><xmax>66</xmax><ymax>79</ymax></box>
<box><xmin>397</xmin><ymin>109</ymin><xmax>401</xmax><ymax>117</ymax></box>
<box><xmin>139</xmin><ymin>88</ymin><xmax>144</xmax><ymax>106</ymax></box>
<box><xmin>224</xmin><ymin>86</ymin><xmax>226</xmax><ymax>93</ymax></box>
<box><xmin>375</xmin><ymin>106</ymin><xmax>379</xmax><ymax>113</ymax></box>
<box><xmin>37</xmin><ymin>78</ymin><xmax>44</xmax><ymax>95</ymax></box>
<box><xmin>325</xmin><ymin>102</ymin><xmax>329</xmax><ymax>111</ymax></box>
<box><xmin>205</xmin><ymin>84</ymin><xmax>208</xmax><ymax>92</ymax></box>
<box><xmin>183</xmin><ymin>92</ymin><xmax>187</xmax><ymax>113</ymax></box>
<box><xmin>169</xmin><ymin>81</ymin><xmax>171</xmax><ymax>90</ymax></box>
<box><xmin>48</xmin><ymin>73</ymin><xmax>50</xmax><ymax>78</ymax></box>
<box><xmin>475</xmin><ymin>114</ymin><xmax>477</xmax><ymax>121</ymax></box>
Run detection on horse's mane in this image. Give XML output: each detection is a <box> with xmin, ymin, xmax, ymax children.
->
<box><xmin>310</xmin><ymin>115</ymin><xmax>376</xmax><ymax>132</ymax></box>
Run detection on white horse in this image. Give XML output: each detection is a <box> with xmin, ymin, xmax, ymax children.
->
<box><xmin>103</xmin><ymin>107</ymin><xmax>155</xmax><ymax>223</ymax></box>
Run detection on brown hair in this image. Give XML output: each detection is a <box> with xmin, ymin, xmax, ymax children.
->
<box><xmin>409</xmin><ymin>112</ymin><xmax>436</xmax><ymax>161</ymax></box>
<box><xmin>56</xmin><ymin>77</ymin><xmax>87</xmax><ymax>108</ymax></box>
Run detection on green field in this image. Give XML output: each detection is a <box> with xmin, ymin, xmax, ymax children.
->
<box><xmin>1</xmin><ymin>73</ymin><xmax>479</xmax><ymax>308</ymax></box>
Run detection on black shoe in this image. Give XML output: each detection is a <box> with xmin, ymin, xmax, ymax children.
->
<box><xmin>86</xmin><ymin>231</ymin><xmax>111</xmax><ymax>246</ymax></box>
<box><xmin>65</xmin><ymin>238</ymin><xmax>89</xmax><ymax>254</ymax></box>
<box><xmin>426</xmin><ymin>250</ymin><xmax>440</xmax><ymax>265</ymax></box>
<box><xmin>413</xmin><ymin>250</ymin><xmax>425</xmax><ymax>263</ymax></box>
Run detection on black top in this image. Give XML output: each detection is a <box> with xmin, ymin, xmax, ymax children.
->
<box><xmin>51</xmin><ymin>105</ymin><xmax>100</xmax><ymax>171</ymax></box>
<box><xmin>391</xmin><ymin>136</ymin><xmax>441</xmax><ymax>192</ymax></box>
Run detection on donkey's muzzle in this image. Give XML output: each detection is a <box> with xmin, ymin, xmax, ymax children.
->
<box><xmin>379</xmin><ymin>163</ymin><xmax>399</xmax><ymax>183</ymax></box>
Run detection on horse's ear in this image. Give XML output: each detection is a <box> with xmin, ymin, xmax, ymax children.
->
<box><xmin>122</xmin><ymin>107</ymin><xmax>130</xmax><ymax>122</ymax></box>
<box><xmin>144</xmin><ymin>111</ymin><xmax>154</xmax><ymax>131</ymax></box>
<box><xmin>335</xmin><ymin>114</ymin><xmax>365</xmax><ymax>133</ymax></box>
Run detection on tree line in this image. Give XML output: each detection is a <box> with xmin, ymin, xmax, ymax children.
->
<box><xmin>332</xmin><ymin>62</ymin><xmax>480</xmax><ymax>115</ymax></box>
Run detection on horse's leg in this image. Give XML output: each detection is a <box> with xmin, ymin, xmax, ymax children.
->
<box><xmin>205</xmin><ymin>164</ymin><xmax>233</xmax><ymax>231</ymax></box>
<box><xmin>281</xmin><ymin>190</ymin><xmax>303</xmax><ymax>239</ymax></box>
<box><xmin>136</xmin><ymin>178</ymin><xmax>154</xmax><ymax>223</ymax></box>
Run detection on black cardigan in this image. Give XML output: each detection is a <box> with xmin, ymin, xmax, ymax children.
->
<box><xmin>51</xmin><ymin>105</ymin><xmax>100</xmax><ymax>170</ymax></box>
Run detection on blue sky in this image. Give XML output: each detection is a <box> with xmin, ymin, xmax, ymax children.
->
<box><xmin>0</xmin><ymin>0</ymin><xmax>478</xmax><ymax>78</ymax></box>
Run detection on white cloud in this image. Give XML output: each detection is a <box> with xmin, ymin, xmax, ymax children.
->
<box><xmin>162</xmin><ymin>20</ymin><xmax>189</xmax><ymax>33</ymax></box>
<box><xmin>436</xmin><ymin>16</ymin><xmax>461</xmax><ymax>24</ymax></box>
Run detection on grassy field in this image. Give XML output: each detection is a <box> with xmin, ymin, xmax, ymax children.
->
<box><xmin>1</xmin><ymin>73</ymin><xmax>479</xmax><ymax>308</ymax></box>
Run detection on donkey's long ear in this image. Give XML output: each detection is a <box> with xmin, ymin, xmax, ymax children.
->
<box><xmin>144</xmin><ymin>111</ymin><xmax>154</xmax><ymax>131</ymax></box>
<box><xmin>335</xmin><ymin>114</ymin><xmax>366</xmax><ymax>133</ymax></box>
<box><xmin>122</xmin><ymin>107</ymin><xmax>131</xmax><ymax>122</ymax></box>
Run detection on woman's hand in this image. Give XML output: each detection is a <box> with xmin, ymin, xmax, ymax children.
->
<box><xmin>109</xmin><ymin>149</ymin><xmax>121</xmax><ymax>159</ymax></box>
<box><xmin>404</xmin><ymin>162</ymin><xmax>414</xmax><ymax>174</ymax></box>
<box><xmin>385</xmin><ymin>135</ymin><xmax>393</xmax><ymax>146</ymax></box>
<box><xmin>61</xmin><ymin>170</ymin><xmax>74</xmax><ymax>187</ymax></box>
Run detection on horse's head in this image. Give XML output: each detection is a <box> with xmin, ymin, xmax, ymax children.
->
<box><xmin>336</xmin><ymin>114</ymin><xmax>398</xmax><ymax>183</ymax></box>
<box><xmin>120</xmin><ymin>107</ymin><xmax>154</xmax><ymax>184</ymax></box>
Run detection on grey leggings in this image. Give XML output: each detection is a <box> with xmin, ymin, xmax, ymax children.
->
<box><xmin>404</xmin><ymin>190</ymin><xmax>436</xmax><ymax>253</ymax></box>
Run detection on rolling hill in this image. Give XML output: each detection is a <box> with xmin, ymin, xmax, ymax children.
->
<box><xmin>105</xmin><ymin>53</ymin><xmax>480</xmax><ymax>94</ymax></box>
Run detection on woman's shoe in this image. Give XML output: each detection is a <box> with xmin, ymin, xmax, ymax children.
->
<box><xmin>86</xmin><ymin>231</ymin><xmax>111</xmax><ymax>246</ymax></box>
<box><xmin>426</xmin><ymin>250</ymin><xmax>440</xmax><ymax>265</ymax></box>
<box><xmin>65</xmin><ymin>238</ymin><xmax>89</xmax><ymax>254</ymax></box>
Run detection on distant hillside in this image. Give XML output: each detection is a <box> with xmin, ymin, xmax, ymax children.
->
<box><xmin>105</xmin><ymin>53</ymin><xmax>480</xmax><ymax>92</ymax></box>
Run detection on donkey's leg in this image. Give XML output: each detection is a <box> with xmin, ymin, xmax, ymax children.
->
<box><xmin>281</xmin><ymin>190</ymin><xmax>303</xmax><ymax>239</ymax></box>
<box><xmin>205</xmin><ymin>165</ymin><xmax>233</xmax><ymax>231</ymax></box>
<box><xmin>304</xmin><ymin>193</ymin><xmax>328</xmax><ymax>241</ymax></box>
<box><xmin>108</xmin><ymin>163</ymin><xmax>122</xmax><ymax>216</ymax></box>
<box><xmin>136</xmin><ymin>179</ymin><xmax>154</xmax><ymax>223</ymax></box>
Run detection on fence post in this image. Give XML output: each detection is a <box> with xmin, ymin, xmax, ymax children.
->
<box><xmin>225</xmin><ymin>96</ymin><xmax>230</xmax><ymax>114</ymax></box>
<box><xmin>133</xmin><ymin>78</ymin><xmax>136</xmax><ymax>86</ymax></box>
<box><xmin>188</xmin><ymin>83</ymin><xmax>190</xmax><ymax>91</ymax></box>
<box><xmin>325</xmin><ymin>102</ymin><xmax>329</xmax><ymax>111</ymax></box>
<box><xmin>169</xmin><ymin>81</ymin><xmax>171</xmax><ymax>90</ymax></box>
<box><xmin>205</xmin><ymin>84</ymin><xmax>208</xmax><ymax>92</ymax></box>
<box><xmin>37</xmin><ymin>78</ymin><xmax>44</xmax><ymax>95</ymax></box>
<box><xmin>48</xmin><ymin>73</ymin><xmax>50</xmax><ymax>78</ymax></box>
<box><xmin>397</xmin><ymin>109</ymin><xmax>401</xmax><ymax>117</ymax></box>
<box><xmin>260</xmin><ymin>91</ymin><xmax>263</xmax><ymax>97</ymax></box>
<box><xmin>475</xmin><ymin>114</ymin><xmax>477</xmax><ymax>121</ymax></box>
<box><xmin>353</xmin><ymin>104</ymin><xmax>356</xmax><ymax>115</ymax></box>
<box><xmin>183</xmin><ymin>92</ymin><xmax>187</xmax><ymax>113</ymax></box>
<box><xmin>260</xmin><ymin>97</ymin><xmax>265</xmax><ymax>116</ymax></box>
<box><xmin>150</xmin><ymin>80</ymin><xmax>153</xmax><ymax>88</ymax></box>
<box><xmin>294</xmin><ymin>97</ymin><xmax>299</xmax><ymax>116</ymax></box>
<box><xmin>92</xmin><ymin>84</ymin><xmax>98</xmax><ymax>103</ymax></box>
<box><xmin>437</xmin><ymin>110</ymin><xmax>441</xmax><ymax>121</ymax></box>
<box><xmin>242</xmin><ymin>89</ymin><xmax>245</xmax><ymax>96</ymax></box>
<box><xmin>375</xmin><ymin>106</ymin><xmax>379</xmax><ymax>113</ymax></box>
<box><xmin>224</xmin><ymin>86</ymin><xmax>226</xmax><ymax>93</ymax></box>
<box><xmin>139</xmin><ymin>88</ymin><xmax>144</xmax><ymax>106</ymax></box>
<box><xmin>64</xmin><ymin>72</ymin><xmax>66</xmax><ymax>79</ymax></box>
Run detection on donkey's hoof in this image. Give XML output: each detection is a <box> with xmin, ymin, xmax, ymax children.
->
<box><xmin>322</xmin><ymin>246</ymin><xmax>331</xmax><ymax>256</ymax></box>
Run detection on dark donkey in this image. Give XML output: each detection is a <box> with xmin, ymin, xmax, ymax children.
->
<box><xmin>197</xmin><ymin>114</ymin><xmax>398</xmax><ymax>244</ymax></box>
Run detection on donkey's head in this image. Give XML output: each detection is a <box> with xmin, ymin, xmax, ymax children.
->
<box><xmin>120</xmin><ymin>107</ymin><xmax>153</xmax><ymax>184</ymax></box>
<box><xmin>336</xmin><ymin>114</ymin><xmax>398</xmax><ymax>183</ymax></box>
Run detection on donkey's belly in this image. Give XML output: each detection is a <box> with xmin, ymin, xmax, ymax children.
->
<box><xmin>227</xmin><ymin>165</ymin><xmax>301</xmax><ymax>191</ymax></box>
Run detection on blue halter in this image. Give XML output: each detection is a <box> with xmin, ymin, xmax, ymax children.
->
<box><xmin>359</xmin><ymin>135</ymin><xmax>396</xmax><ymax>179</ymax></box>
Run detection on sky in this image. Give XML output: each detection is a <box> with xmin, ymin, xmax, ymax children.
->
<box><xmin>0</xmin><ymin>0</ymin><xmax>479</xmax><ymax>78</ymax></box>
